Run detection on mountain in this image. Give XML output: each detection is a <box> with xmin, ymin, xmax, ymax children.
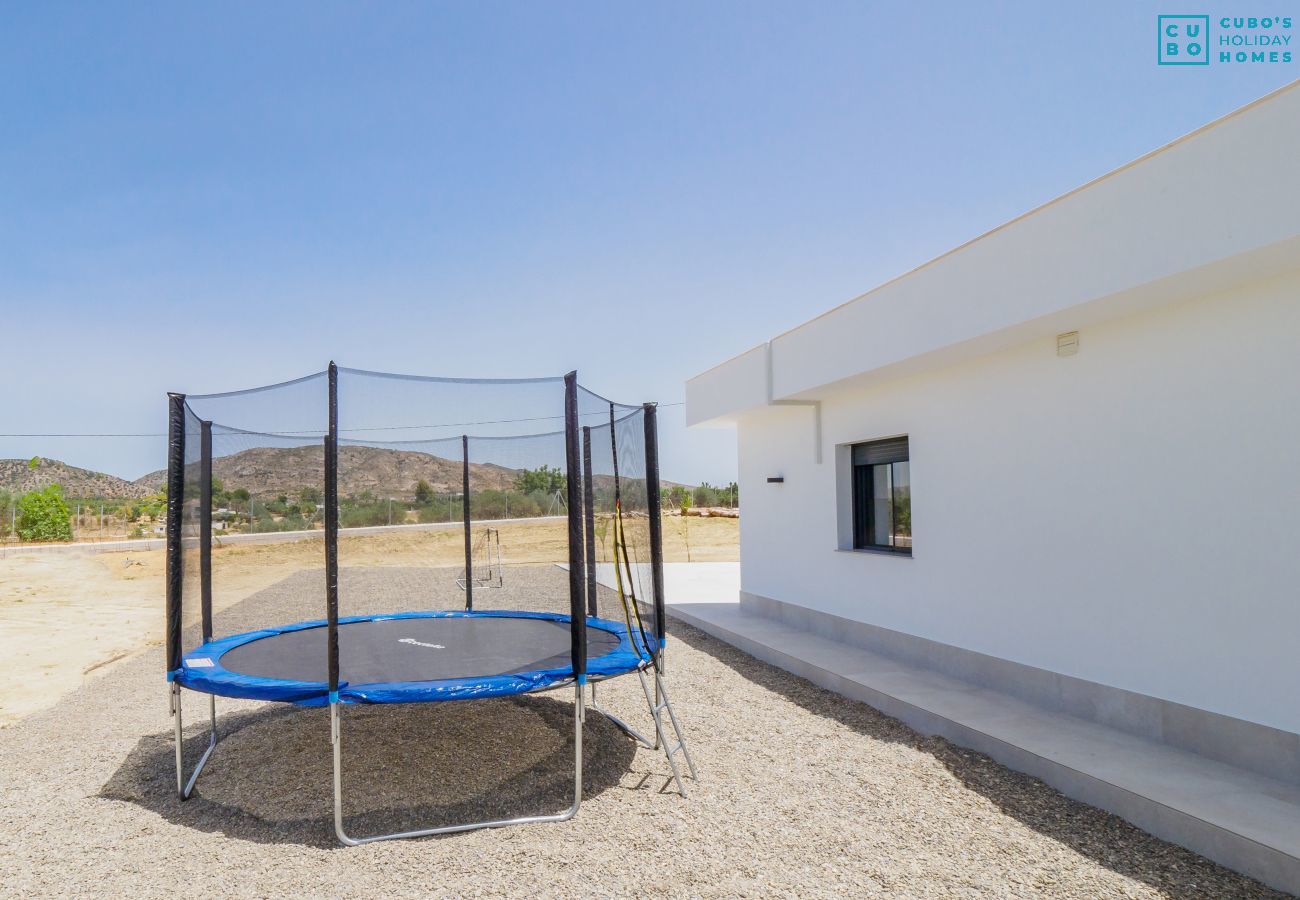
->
<box><xmin>132</xmin><ymin>444</ymin><xmax>689</xmax><ymax>501</ymax></box>
<box><xmin>134</xmin><ymin>444</ymin><xmax>522</xmax><ymax>500</ymax></box>
<box><xmin>0</xmin><ymin>458</ymin><xmax>152</xmax><ymax>501</ymax></box>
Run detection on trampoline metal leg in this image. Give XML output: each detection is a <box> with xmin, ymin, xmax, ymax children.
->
<box><xmin>171</xmin><ymin>684</ymin><xmax>218</xmax><ymax>800</ymax></box>
<box><xmin>330</xmin><ymin>685</ymin><xmax>585</xmax><ymax>846</ymax></box>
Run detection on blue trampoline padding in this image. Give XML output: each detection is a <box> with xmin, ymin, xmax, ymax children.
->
<box><xmin>174</xmin><ymin>610</ymin><xmax>652</xmax><ymax>706</ymax></box>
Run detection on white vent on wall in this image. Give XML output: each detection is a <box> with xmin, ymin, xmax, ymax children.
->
<box><xmin>1057</xmin><ymin>331</ymin><xmax>1080</xmax><ymax>357</ymax></box>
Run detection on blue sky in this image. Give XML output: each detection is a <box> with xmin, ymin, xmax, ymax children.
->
<box><xmin>0</xmin><ymin>2</ymin><xmax>1294</xmax><ymax>483</ymax></box>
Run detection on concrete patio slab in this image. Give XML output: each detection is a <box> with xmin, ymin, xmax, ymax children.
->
<box><xmin>623</xmin><ymin>565</ymin><xmax>1300</xmax><ymax>896</ymax></box>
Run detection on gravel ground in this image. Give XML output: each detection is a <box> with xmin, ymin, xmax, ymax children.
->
<box><xmin>0</xmin><ymin>565</ymin><xmax>1284</xmax><ymax>898</ymax></box>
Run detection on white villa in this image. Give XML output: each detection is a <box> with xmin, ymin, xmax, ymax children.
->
<box><xmin>686</xmin><ymin>81</ymin><xmax>1300</xmax><ymax>892</ymax></box>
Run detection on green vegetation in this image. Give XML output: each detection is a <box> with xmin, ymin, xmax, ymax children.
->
<box><xmin>414</xmin><ymin>479</ymin><xmax>434</xmax><ymax>504</ymax></box>
<box><xmin>514</xmin><ymin>464</ymin><xmax>566</xmax><ymax>495</ymax></box>
<box><xmin>126</xmin><ymin>489</ymin><xmax>167</xmax><ymax>524</ymax></box>
<box><xmin>16</xmin><ymin>484</ymin><xmax>74</xmax><ymax>542</ymax></box>
<box><xmin>23</xmin><ymin>462</ymin><xmax>727</xmax><ymax>543</ymax></box>
<box><xmin>894</xmin><ymin>486</ymin><xmax>911</xmax><ymax>537</ymax></box>
<box><xmin>690</xmin><ymin>481</ymin><xmax>738</xmax><ymax>508</ymax></box>
<box><xmin>0</xmin><ymin>467</ymin><xmax>736</xmax><ymax>544</ymax></box>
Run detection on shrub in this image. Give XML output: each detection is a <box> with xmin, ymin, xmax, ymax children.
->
<box><xmin>414</xmin><ymin>479</ymin><xmax>434</xmax><ymax>504</ymax></box>
<box><xmin>514</xmin><ymin>465</ymin><xmax>566</xmax><ymax>495</ymax></box>
<box><xmin>692</xmin><ymin>483</ymin><xmax>718</xmax><ymax>508</ymax></box>
<box><xmin>17</xmin><ymin>484</ymin><xmax>74</xmax><ymax>542</ymax></box>
<box><xmin>416</xmin><ymin>497</ymin><xmax>459</xmax><ymax>524</ymax></box>
<box><xmin>340</xmin><ymin>501</ymin><xmax>390</xmax><ymax>528</ymax></box>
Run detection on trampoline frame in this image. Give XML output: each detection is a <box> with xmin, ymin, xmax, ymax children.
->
<box><xmin>163</xmin><ymin>366</ymin><xmax>697</xmax><ymax>843</ymax></box>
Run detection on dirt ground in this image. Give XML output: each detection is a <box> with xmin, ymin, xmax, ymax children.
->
<box><xmin>0</xmin><ymin>516</ymin><xmax>738</xmax><ymax>727</ymax></box>
<box><xmin>0</xmin><ymin>563</ymin><xmax>1280</xmax><ymax>898</ymax></box>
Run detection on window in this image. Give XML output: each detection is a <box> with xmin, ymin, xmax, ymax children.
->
<box><xmin>851</xmin><ymin>437</ymin><xmax>911</xmax><ymax>554</ymax></box>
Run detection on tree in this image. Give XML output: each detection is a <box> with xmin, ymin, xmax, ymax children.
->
<box><xmin>514</xmin><ymin>465</ymin><xmax>566</xmax><ymax>495</ymax></box>
<box><xmin>721</xmin><ymin>481</ymin><xmax>739</xmax><ymax>508</ymax></box>
<box><xmin>414</xmin><ymin>479</ymin><xmax>434</xmax><ymax>504</ymax></box>
<box><xmin>16</xmin><ymin>484</ymin><xmax>73</xmax><ymax>542</ymax></box>
<box><xmin>693</xmin><ymin>482</ymin><xmax>719</xmax><ymax>508</ymax></box>
<box><xmin>666</xmin><ymin>485</ymin><xmax>690</xmax><ymax>510</ymax></box>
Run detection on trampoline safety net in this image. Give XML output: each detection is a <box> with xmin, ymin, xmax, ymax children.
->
<box><xmin>164</xmin><ymin>365</ymin><xmax>666</xmax><ymax>705</ymax></box>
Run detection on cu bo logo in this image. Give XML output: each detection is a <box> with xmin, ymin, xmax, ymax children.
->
<box><xmin>1159</xmin><ymin>15</ymin><xmax>1210</xmax><ymax>65</ymax></box>
<box><xmin>1158</xmin><ymin>14</ymin><xmax>1294</xmax><ymax>65</ymax></box>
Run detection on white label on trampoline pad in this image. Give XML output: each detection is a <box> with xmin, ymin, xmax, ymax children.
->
<box><xmin>186</xmin><ymin>658</ymin><xmax>215</xmax><ymax>668</ymax></box>
<box><xmin>399</xmin><ymin>638</ymin><xmax>446</xmax><ymax>650</ymax></box>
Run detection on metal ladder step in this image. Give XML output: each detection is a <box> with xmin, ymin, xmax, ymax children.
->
<box><xmin>633</xmin><ymin>667</ymin><xmax>698</xmax><ymax>795</ymax></box>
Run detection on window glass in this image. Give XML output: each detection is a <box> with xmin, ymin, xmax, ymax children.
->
<box><xmin>892</xmin><ymin>461</ymin><xmax>911</xmax><ymax>549</ymax></box>
<box><xmin>871</xmin><ymin>463</ymin><xmax>893</xmax><ymax>546</ymax></box>
<box><xmin>850</xmin><ymin>437</ymin><xmax>910</xmax><ymax>554</ymax></box>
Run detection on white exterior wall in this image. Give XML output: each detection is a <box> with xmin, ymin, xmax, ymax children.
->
<box><xmin>737</xmin><ymin>271</ymin><xmax>1300</xmax><ymax>733</ymax></box>
<box><xmin>688</xmin><ymin>82</ymin><xmax>1300</xmax><ymax>428</ymax></box>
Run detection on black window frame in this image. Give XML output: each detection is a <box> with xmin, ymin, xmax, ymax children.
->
<box><xmin>850</xmin><ymin>436</ymin><xmax>911</xmax><ymax>556</ymax></box>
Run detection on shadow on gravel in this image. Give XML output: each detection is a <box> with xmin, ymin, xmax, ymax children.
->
<box><xmin>100</xmin><ymin>692</ymin><xmax>635</xmax><ymax>849</ymax></box>
<box><xmin>668</xmin><ymin>620</ymin><xmax>1284</xmax><ymax>900</ymax></box>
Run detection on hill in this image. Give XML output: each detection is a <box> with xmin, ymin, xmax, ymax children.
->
<box><xmin>132</xmin><ymin>444</ymin><xmax>691</xmax><ymax>502</ymax></box>
<box><xmin>0</xmin><ymin>458</ymin><xmax>152</xmax><ymax>501</ymax></box>
<box><xmin>134</xmin><ymin>444</ymin><xmax>523</xmax><ymax>500</ymax></box>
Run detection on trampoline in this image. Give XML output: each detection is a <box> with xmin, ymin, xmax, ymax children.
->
<box><xmin>177</xmin><ymin>610</ymin><xmax>647</xmax><ymax>704</ymax></box>
<box><xmin>162</xmin><ymin>364</ymin><xmax>696</xmax><ymax>845</ymax></box>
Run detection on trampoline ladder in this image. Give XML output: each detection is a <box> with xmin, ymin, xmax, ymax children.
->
<box><xmin>637</xmin><ymin>668</ymin><xmax>698</xmax><ymax>797</ymax></box>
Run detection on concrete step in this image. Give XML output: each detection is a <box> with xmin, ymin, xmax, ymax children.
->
<box><xmin>668</xmin><ymin>601</ymin><xmax>1300</xmax><ymax>897</ymax></box>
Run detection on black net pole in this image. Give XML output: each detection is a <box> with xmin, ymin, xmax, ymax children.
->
<box><xmin>564</xmin><ymin>372</ymin><xmax>587</xmax><ymax>677</ymax></box>
<box><xmin>644</xmin><ymin>403</ymin><xmax>667</xmax><ymax>664</ymax></box>
<box><xmin>582</xmin><ymin>425</ymin><xmax>597</xmax><ymax>618</ymax></box>
<box><xmin>199</xmin><ymin>419</ymin><xmax>213</xmax><ymax>644</ymax></box>
<box><xmin>325</xmin><ymin>362</ymin><xmax>340</xmax><ymax>698</ymax></box>
<box><xmin>165</xmin><ymin>393</ymin><xmax>185</xmax><ymax>675</ymax></box>
<box><xmin>608</xmin><ymin>403</ymin><xmax>619</xmax><ymax>499</ymax></box>
<box><xmin>462</xmin><ymin>433</ymin><xmax>473</xmax><ymax>612</ymax></box>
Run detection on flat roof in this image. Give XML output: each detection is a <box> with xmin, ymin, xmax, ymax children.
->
<box><xmin>687</xmin><ymin>79</ymin><xmax>1300</xmax><ymax>426</ymax></box>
